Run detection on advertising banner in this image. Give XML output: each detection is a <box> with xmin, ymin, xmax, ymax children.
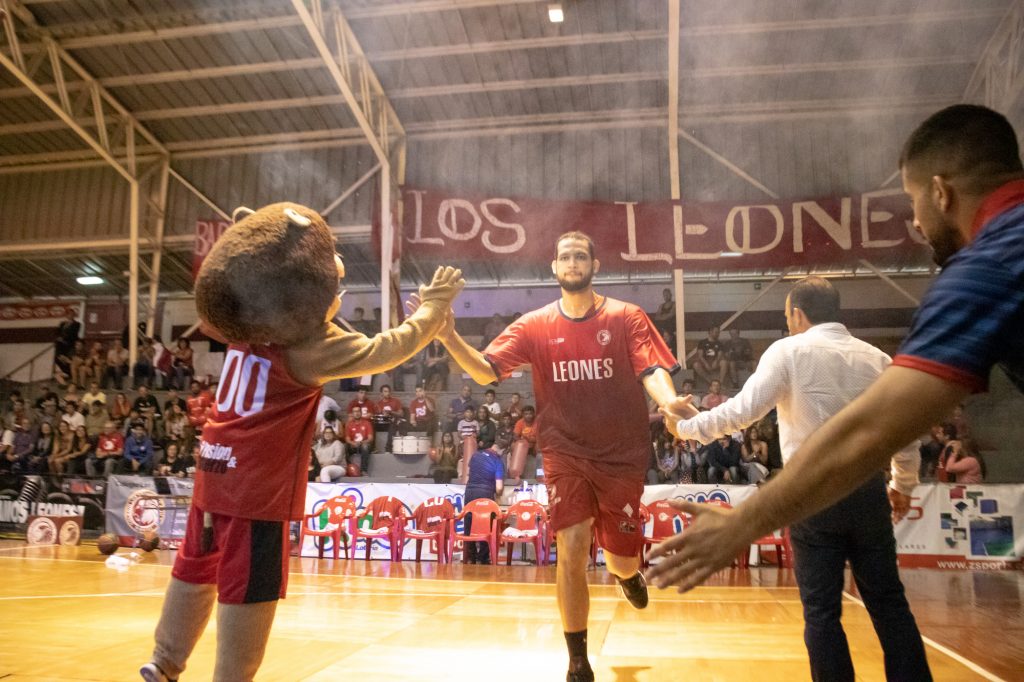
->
<box><xmin>103</xmin><ymin>475</ymin><xmax>193</xmax><ymax>549</ymax></box>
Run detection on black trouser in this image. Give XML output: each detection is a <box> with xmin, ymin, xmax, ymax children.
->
<box><xmin>789</xmin><ymin>473</ymin><xmax>931</xmax><ymax>682</ymax></box>
<box><xmin>347</xmin><ymin>443</ymin><xmax>370</xmax><ymax>475</ymax></box>
<box><xmin>463</xmin><ymin>488</ymin><xmax>494</xmax><ymax>564</ymax></box>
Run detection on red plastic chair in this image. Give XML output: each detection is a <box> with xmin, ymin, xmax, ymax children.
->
<box><xmin>642</xmin><ymin>500</ymin><xmax>687</xmax><ymax>566</ymax></box>
<box><xmin>298</xmin><ymin>495</ymin><xmax>355</xmax><ymax>560</ymax></box>
<box><xmin>743</xmin><ymin>527</ymin><xmax>793</xmax><ymax>568</ymax></box>
<box><xmin>352</xmin><ymin>495</ymin><xmax>405</xmax><ymax>561</ymax></box>
<box><xmin>500</xmin><ymin>499</ymin><xmax>549</xmax><ymax>565</ymax></box>
<box><xmin>453</xmin><ymin>498</ymin><xmax>501</xmax><ymax>565</ymax></box>
<box><xmin>401</xmin><ymin>496</ymin><xmax>455</xmax><ymax>563</ymax></box>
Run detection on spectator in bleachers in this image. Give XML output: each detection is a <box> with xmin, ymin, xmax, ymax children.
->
<box><xmin>945</xmin><ymin>437</ymin><xmax>985</xmax><ymax>484</ymax></box>
<box><xmin>68</xmin><ymin>340</ymin><xmax>90</xmax><ymax>388</ymax></box>
<box><xmin>457</xmin><ymin>406</ymin><xmax>479</xmax><ymax>441</ymax></box>
<box><xmin>81</xmin><ymin>381</ymin><xmax>106</xmax><ymax>407</ymax></box>
<box><xmin>67</xmin><ymin>425</ymin><xmax>91</xmax><ymax>474</ymax></box>
<box><xmin>163</xmin><ymin>388</ymin><xmax>186</xmax><ymax>416</ymax></box>
<box><xmin>376</xmin><ymin>385</ymin><xmax>403</xmax><ymax>418</ymax></box>
<box><xmin>676</xmin><ymin>437</ymin><xmax>705</xmax><ymax>484</ymax></box>
<box><xmin>121</xmin><ymin>421</ymin><xmax>155</xmax><ymax>475</ymax></box>
<box><xmin>48</xmin><ymin>421</ymin><xmax>74</xmax><ymax>474</ymax></box>
<box><xmin>0</xmin><ymin>423</ymin><xmax>13</xmax><ymax>475</ymax></box>
<box><xmin>84</xmin><ymin>400</ymin><xmax>107</xmax><ymax>439</ymax></box>
<box><xmin>513</xmin><ymin>405</ymin><xmax>539</xmax><ymax>462</ymax></box>
<box><xmin>701</xmin><ymin>380</ymin><xmax>727</xmax><ymax>410</ymax></box>
<box><xmin>478</xmin><ymin>313</ymin><xmax>506</xmax><ymax>351</ymax></box>
<box><xmin>31</xmin><ymin>421</ymin><xmax>56</xmax><ymax>474</ymax></box>
<box><xmin>706</xmin><ymin>435</ymin><xmax>741</xmax><ymax>484</ymax></box>
<box><xmin>163</xmin><ymin>402</ymin><xmax>190</xmax><ymax>452</ymax></box>
<box><xmin>422</xmin><ymin>338</ymin><xmax>450</xmax><ymax>390</ymax></box>
<box><xmin>740</xmin><ymin>425</ymin><xmax>770</xmax><ymax>484</ymax></box>
<box><xmin>918</xmin><ymin>425</ymin><xmax>945</xmax><ymax>480</ymax></box>
<box><xmin>152</xmin><ymin>336</ymin><xmax>173</xmax><ymax>390</ymax></box>
<box><xmin>346</xmin><ymin>387</ymin><xmax>376</xmax><ymax>417</ymax></box>
<box><xmin>315</xmin><ymin>427</ymin><xmax>347</xmax><ymax>483</ymax></box>
<box><xmin>650</xmin><ymin>433</ymin><xmax>679</xmax><ymax>484</ymax></box>
<box><xmin>104</xmin><ymin>339</ymin><xmax>129</xmax><ymax>389</ymax></box>
<box><xmin>55</xmin><ymin>308</ymin><xmax>80</xmax><ymax>365</ymax></box>
<box><xmin>133</xmin><ymin>384</ymin><xmax>161</xmax><ymax>432</ymax></box>
<box><xmin>935</xmin><ymin>423</ymin><xmax>960</xmax><ymax>483</ymax></box>
<box><xmin>62</xmin><ymin>383</ymin><xmax>82</xmax><ymax>407</ymax></box>
<box><xmin>60</xmin><ymin>400</ymin><xmax>85</xmax><ymax>432</ymax></box>
<box><xmin>8</xmin><ymin>417</ymin><xmax>36</xmax><ymax>474</ymax></box>
<box><xmin>170</xmin><ymin>338</ymin><xmax>194</xmax><ymax>390</ymax></box>
<box><xmin>723</xmin><ymin>328</ymin><xmax>754</xmax><ymax>389</ymax></box>
<box><xmin>432</xmin><ymin>431</ymin><xmax>459</xmax><ymax>483</ymax></box>
<box><xmin>949</xmin><ymin>404</ymin><xmax>970</xmax><ymax>440</ymax></box>
<box><xmin>476</xmin><ymin>405</ymin><xmax>496</xmax><ymax>450</ymax></box>
<box><xmin>84</xmin><ymin>341</ymin><xmax>106</xmax><ymax>389</ymax></box>
<box><xmin>482</xmin><ymin>388</ymin><xmax>502</xmax><ymax>417</ymax></box>
<box><xmin>448</xmin><ymin>384</ymin><xmax>476</xmax><ymax>432</ymax></box>
<box><xmin>462</xmin><ymin>434</ymin><xmax>504</xmax><ymax>565</ymax></box>
<box><xmin>758</xmin><ymin>414</ymin><xmax>783</xmax><ymax>473</ymax></box>
<box><xmin>408</xmin><ymin>386</ymin><xmax>436</xmax><ymax>436</ymax></box>
<box><xmin>156</xmin><ymin>443</ymin><xmax>190</xmax><ymax>478</ymax></box>
<box><xmin>506</xmin><ymin>392</ymin><xmax>524</xmax><ymax>422</ymax></box>
<box><xmin>109</xmin><ymin>392</ymin><xmax>131</xmax><ymax>428</ymax></box>
<box><xmin>495</xmin><ymin>412</ymin><xmax>516</xmax><ymax>459</ymax></box>
<box><xmin>1</xmin><ymin>391</ymin><xmax>21</xmax><ymax>428</ymax></box>
<box><xmin>133</xmin><ymin>337</ymin><xmax>156</xmax><ymax>388</ymax></box>
<box><xmin>122</xmin><ymin>409</ymin><xmax>143</xmax><ymax>436</ymax></box>
<box><xmin>344</xmin><ymin>407</ymin><xmax>373</xmax><ymax>476</ymax></box>
<box><xmin>316</xmin><ymin>409</ymin><xmax>341</xmax><ymax>445</ymax></box>
<box><xmin>693</xmin><ymin>326</ymin><xmax>727</xmax><ymax>387</ymax></box>
<box><xmin>86</xmin><ymin>420</ymin><xmax>123</xmax><ymax>478</ymax></box>
<box><xmin>316</xmin><ymin>393</ymin><xmax>340</xmax><ymax>427</ymax></box>
<box><xmin>653</xmin><ymin>287</ymin><xmax>676</xmax><ymax>333</ymax></box>
<box><xmin>186</xmin><ymin>380</ymin><xmax>212</xmax><ymax>435</ymax></box>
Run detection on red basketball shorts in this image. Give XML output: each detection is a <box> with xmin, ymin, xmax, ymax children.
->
<box><xmin>172</xmin><ymin>503</ymin><xmax>290</xmax><ymax>604</ymax></box>
<box><xmin>544</xmin><ymin>454</ymin><xmax>645</xmax><ymax>557</ymax></box>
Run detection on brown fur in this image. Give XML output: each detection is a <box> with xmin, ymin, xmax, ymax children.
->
<box><xmin>195</xmin><ymin>202</ymin><xmax>337</xmax><ymax>346</ymax></box>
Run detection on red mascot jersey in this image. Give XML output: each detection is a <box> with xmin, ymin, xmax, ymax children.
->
<box><xmin>194</xmin><ymin>344</ymin><xmax>321</xmax><ymax>522</ymax></box>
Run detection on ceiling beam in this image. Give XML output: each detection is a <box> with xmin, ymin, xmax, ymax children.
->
<box><xmin>964</xmin><ymin>0</ymin><xmax>1024</xmax><ymax>111</ymax></box>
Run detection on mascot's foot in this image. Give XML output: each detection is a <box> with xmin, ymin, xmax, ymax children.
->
<box><xmin>140</xmin><ymin>662</ymin><xmax>177</xmax><ymax>682</ymax></box>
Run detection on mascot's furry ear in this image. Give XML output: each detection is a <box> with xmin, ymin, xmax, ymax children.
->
<box><xmin>231</xmin><ymin>206</ymin><xmax>255</xmax><ymax>222</ymax></box>
<box><xmin>195</xmin><ymin>202</ymin><xmax>338</xmax><ymax>346</ymax></box>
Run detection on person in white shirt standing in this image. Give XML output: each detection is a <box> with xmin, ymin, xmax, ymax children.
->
<box><xmin>658</xmin><ymin>276</ymin><xmax>930</xmax><ymax>682</ymax></box>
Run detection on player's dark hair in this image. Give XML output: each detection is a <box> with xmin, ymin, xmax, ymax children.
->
<box><xmin>555</xmin><ymin>231</ymin><xmax>595</xmax><ymax>258</ymax></box>
<box><xmin>523</xmin><ymin>405</ymin><xmax>536</xmax><ymax>414</ymax></box>
<box><xmin>941</xmin><ymin>422</ymin><xmax>958</xmax><ymax>440</ymax></box>
<box><xmin>788</xmin><ymin>276</ymin><xmax>840</xmax><ymax>324</ymax></box>
<box><xmin>900</xmin><ymin>104</ymin><xmax>1023</xmax><ymax>180</ymax></box>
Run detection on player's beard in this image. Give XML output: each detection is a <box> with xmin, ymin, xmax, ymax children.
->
<box><xmin>923</xmin><ymin>213</ymin><xmax>965</xmax><ymax>267</ymax></box>
<box><xmin>557</xmin><ymin>269</ymin><xmax>593</xmax><ymax>292</ymax></box>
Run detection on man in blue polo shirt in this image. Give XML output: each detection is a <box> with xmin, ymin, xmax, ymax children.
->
<box><xmin>462</xmin><ymin>432</ymin><xmax>504</xmax><ymax>564</ymax></box>
<box><xmin>648</xmin><ymin>104</ymin><xmax>1024</xmax><ymax>592</ymax></box>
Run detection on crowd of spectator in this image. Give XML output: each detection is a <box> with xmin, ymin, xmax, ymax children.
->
<box><xmin>0</xmin><ymin>379</ymin><xmax>213</xmax><ymax>479</ymax></box>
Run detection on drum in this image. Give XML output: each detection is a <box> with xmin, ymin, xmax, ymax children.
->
<box><xmin>393</xmin><ymin>437</ymin><xmax>408</xmax><ymax>454</ymax></box>
<box><xmin>459</xmin><ymin>434</ymin><xmax>477</xmax><ymax>484</ymax></box>
<box><xmin>415</xmin><ymin>436</ymin><xmax>432</xmax><ymax>454</ymax></box>
<box><xmin>508</xmin><ymin>439</ymin><xmax>530</xmax><ymax>480</ymax></box>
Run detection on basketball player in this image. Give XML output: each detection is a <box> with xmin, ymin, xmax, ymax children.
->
<box><xmin>438</xmin><ymin>231</ymin><xmax>684</xmax><ymax>682</ymax></box>
<box><xmin>647</xmin><ymin>104</ymin><xmax>1024</xmax><ymax>592</ymax></box>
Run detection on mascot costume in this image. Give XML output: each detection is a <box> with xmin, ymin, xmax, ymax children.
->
<box><xmin>140</xmin><ymin>202</ymin><xmax>463</xmax><ymax>681</ymax></box>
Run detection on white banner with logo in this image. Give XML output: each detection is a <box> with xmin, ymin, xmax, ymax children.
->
<box><xmin>894</xmin><ymin>483</ymin><xmax>1023</xmax><ymax>570</ymax></box>
<box><xmin>104</xmin><ymin>475</ymin><xmax>194</xmax><ymax>548</ymax></box>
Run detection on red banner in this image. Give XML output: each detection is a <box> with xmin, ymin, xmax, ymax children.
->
<box><xmin>0</xmin><ymin>302</ymin><xmax>78</xmax><ymax>322</ymax></box>
<box><xmin>192</xmin><ymin>219</ymin><xmax>231</xmax><ymax>280</ymax></box>
<box><xmin>397</xmin><ymin>187</ymin><xmax>928</xmax><ymax>271</ymax></box>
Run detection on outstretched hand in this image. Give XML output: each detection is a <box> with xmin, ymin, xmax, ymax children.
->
<box><xmin>418</xmin><ymin>266</ymin><xmax>465</xmax><ymax>304</ymax></box>
<box><xmin>644</xmin><ymin>499</ymin><xmax>753</xmax><ymax>593</ymax></box>
<box><xmin>405</xmin><ymin>293</ymin><xmax>456</xmax><ymax>342</ymax></box>
<box><xmin>887</xmin><ymin>486</ymin><xmax>911</xmax><ymax>524</ymax></box>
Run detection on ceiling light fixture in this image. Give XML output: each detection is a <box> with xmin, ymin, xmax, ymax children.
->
<box><xmin>76</xmin><ymin>276</ymin><xmax>104</xmax><ymax>285</ymax></box>
<box><xmin>548</xmin><ymin>4</ymin><xmax>564</xmax><ymax>23</ymax></box>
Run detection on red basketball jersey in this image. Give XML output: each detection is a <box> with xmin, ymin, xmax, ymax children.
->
<box><xmin>194</xmin><ymin>344</ymin><xmax>321</xmax><ymax>522</ymax></box>
<box><xmin>485</xmin><ymin>297</ymin><xmax>677</xmax><ymax>473</ymax></box>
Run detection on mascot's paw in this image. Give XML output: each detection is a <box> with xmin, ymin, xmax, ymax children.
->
<box><xmin>418</xmin><ymin>265</ymin><xmax>465</xmax><ymax>305</ymax></box>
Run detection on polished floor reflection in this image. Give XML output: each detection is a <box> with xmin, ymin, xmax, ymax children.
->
<box><xmin>0</xmin><ymin>541</ymin><xmax>1019</xmax><ymax>681</ymax></box>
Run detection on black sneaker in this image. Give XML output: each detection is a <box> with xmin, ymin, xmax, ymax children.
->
<box><xmin>617</xmin><ymin>571</ymin><xmax>649</xmax><ymax>609</ymax></box>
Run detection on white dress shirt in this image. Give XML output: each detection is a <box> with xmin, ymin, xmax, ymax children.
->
<box><xmin>675</xmin><ymin>322</ymin><xmax>920</xmax><ymax>495</ymax></box>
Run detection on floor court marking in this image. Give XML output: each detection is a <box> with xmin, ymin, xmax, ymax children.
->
<box><xmin>842</xmin><ymin>591</ymin><xmax>1005</xmax><ymax>682</ymax></box>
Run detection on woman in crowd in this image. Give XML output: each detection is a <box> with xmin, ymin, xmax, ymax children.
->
<box><xmin>109</xmin><ymin>392</ymin><xmax>131</xmax><ymax>428</ymax></box>
<box><xmin>48</xmin><ymin>421</ymin><xmax>75</xmax><ymax>474</ymax></box>
<box><xmin>163</xmin><ymin>402</ymin><xmax>190</xmax><ymax>452</ymax></box>
<box><xmin>315</xmin><ymin>427</ymin><xmax>347</xmax><ymax>483</ymax></box>
<box><xmin>171</xmin><ymin>338</ymin><xmax>194</xmax><ymax>390</ymax></box>
<box><xmin>70</xmin><ymin>340</ymin><xmax>89</xmax><ymax>388</ymax></box>
<box><xmin>28</xmin><ymin>421</ymin><xmax>55</xmax><ymax>474</ymax></box>
<box><xmin>84</xmin><ymin>341</ymin><xmax>106</xmax><ymax>388</ymax></box>
<box><xmin>652</xmin><ymin>431</ymin><xmax>679</xmax><ymax>484</ymax></box>
<box><xmin>944</xmin><ymin>437</ymin><xmax>985</xmax><ymax>484</ymax></box>
<box><xmin>157</xmin><ymin>443</ymin><xmax>191</xmax><ymax>478</ymax></box>
<box><xmin>421</xmin><ymin>338</ymin><xmax>450</xmax><ymax>391</ymax></box>
<box><xmin>67</xmin><ymin>425</ymin><xmax>92</xmax><ymax>475</ymax></box>
<box><xmin>740</xmin><ymin>425</ymin><xmax>770</xmax><ymax>484</ymax></box>
<box><xmin>432</xmin><ymin>431</ymin><xmax>459</xmax><ymax>483</ymax></box>
<box><xmin>475</xmin><ymin>405</ymin><xmax>496</xmax><ymax>452</ymax></box>
<box><xmin>936</xmin><ymin>423</ymin><xmax>961</xmax><ymax>483</ymax></box>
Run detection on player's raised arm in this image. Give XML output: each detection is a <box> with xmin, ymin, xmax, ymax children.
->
<box><xmin>437</xmin><ymin>308</ymin><xmax>499</xmax><ymax>386</ymax></box>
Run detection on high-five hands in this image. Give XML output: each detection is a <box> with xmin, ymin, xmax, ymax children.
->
<box><xmin>418</xmin><ymin>266</ymin><xmax>465</xmax><ymax>304</ymax></box>
<box><xmin>658</xmin><ymin>394</ymin><xmax>699</xmax><ymax>438</ymax></box>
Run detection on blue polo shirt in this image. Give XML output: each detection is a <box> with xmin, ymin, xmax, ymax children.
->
<box><xmin>893</xmin><ymin>180</ymin><xmax>1024</xmax><ymax>393</ymax></box>
<box><xmin>465</xmin><ymin>448</ymin><xmax>504</xmax><ymax>500</ymax></box>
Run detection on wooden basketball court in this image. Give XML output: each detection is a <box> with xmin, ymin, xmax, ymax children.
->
<box><xmin>1</xmin><ymin>540</ymin><xmax>1019</xmax><ymax>681</ymax></box>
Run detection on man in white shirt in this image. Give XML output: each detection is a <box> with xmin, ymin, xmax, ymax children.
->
<box><xmin>60</xmin><ymin>400</ymin><xmax>85</xmax><ymax>431</ymax></box>
<box><xmin>656</xmin><ymin>277</ymin><xmax>929</xmax><ymax>682</ymax></box>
